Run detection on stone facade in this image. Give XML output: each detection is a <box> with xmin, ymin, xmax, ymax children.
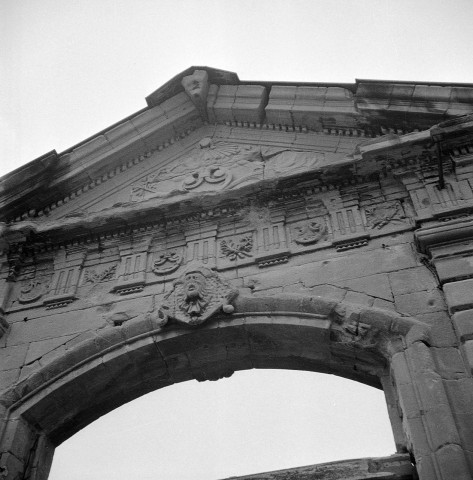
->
<box><xmin>1</xmin><ymin>67</ymin><xmax>473</xmax><ymax>479</ymax></box>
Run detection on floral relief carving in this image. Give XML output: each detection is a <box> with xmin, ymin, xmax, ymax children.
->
<box><xmin>220</xmin><ymin>235</ymin><xmax>253</xmax><ymax>261</ymax></box>
<box><xmin>292</xmin><ymin>220</ymin><xmax>327</xmax><ymax>245</ymax></box>
<box><xmin>152</xmin><ymin>250</ymin><xmax>183</xmax><ymax>275</ymax></box>
<box><xmin>364</xmin><ymin>201</ymin><xmax>406</xmax><ymax>230</ymax></box>
<box><xmin>83</xmin><ymin>264</ymin><xmax>117</xmax><ymax>285</ymax></box>
<box><xmin>159</xmin><ymin>265</ymin><xmax>238</xmax><ymax>326</ymax></box>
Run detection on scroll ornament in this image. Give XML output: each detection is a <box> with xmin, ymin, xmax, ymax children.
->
<box><xmin>130</xmin><ymin>138</ymin><xmax>263</xmax><ymax>202</ymax></box>
<box><xmin>18</xmin><ymin>278</ymin><xmax>49</xmax><ymax>304</ymax></box>
<box><xmin>152</xmin><ymin>250</ymin><xmax>183</xmax><ymax>275</ymax></box>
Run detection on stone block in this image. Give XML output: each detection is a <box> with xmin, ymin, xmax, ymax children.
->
<box><xmin>1</xmin><ymin>417</ymin><xmax>35</xmax><ymax>462</ymax></box>
<box><xmin>398</xmin><ymin>382</ymin><xmax>420</xmax><ymax>419</ymax></box>
<box><xmin>465</xmin><ymin>449</ymin><xmax>473</xmax><ymax>474</ymax></box>
<box><xmin>444</xmin><ymin>278</ymin><xmax>473</xmax><ymax>313</ymax></box>
<box><xmin>343</xmin><ymin>273</ymin><xmax>393</xmax><ymax>302</ymax></box>
<box><xmin>451</xmin><ymin>86</ymin><xmax>473</xmax><ymax>104</ymax></box>
<box><xmin>40</xmin><ymin>344</ymin><xmax>67</xmax><ymax>366</ymax></box>
<box><xmin>436</xmin><ymin>443</ymin><xmax>471</xmax><ymax>480</ymax></box>
<box><xmin>454</xmin><ymin>412</ymin><xmax>473</xmax><ymax>450</ymax></box>
<box><xmin>0</xmin><ymin>451</ymin><xmax>25</xmax><ymax>479</ymax></box>
<box><xmin>206</xmin><ymin>84</ymin><xmax>219</xmax><ymax>122</ymax></box>
<box><xmin>0</xmin><ymin>368</ymin><xmax>20</xmax><ymax>391</ymax></box>
<box><xmin>394</xmin><ymin>289</ymin><xmax>446</xmax><ymax>316</ymax></box>
<box><xmin>6</xmin><ymin>308</ymin><xmax>108</xmax><ymax>347</ymax></box>
<box><xmin>434</xmin><ymin>255</ymin><xmax>473</xmax><ymax>283</ymax></box>
<box><xmin>388</xmin><ymin>267</ymin><xmax>437</xmax><ymax>296</ymax></box>
<box><xmin>415</xmin><ymin>454</ymin><xmax>437</xmax><ymax>480</ymax></box>
<box><xmin>306</xmin><ymin>284</ymin><xmax>347</xmax><ymax>302</ymax></box>
<box><xmin>413</xmin><ymin>372</ymin><xmax>447</xmax><ymax>411</ymax></box>
<box><xmin>391</xmin><ymin>351</ymin><xmax>411</xmax><ymax>385</ymax></box>
<box><xmin>265</xmin><ymin>85</ymin><xmax>296</xmax><ymax>126</ymax></box>
<box><xmin>343</xmin><ymin>290</ymin><xmax>373</xmax><ymax>307</ymax></box>
<box><xmin>453</xmin><ymin>309</ymin><xmax>473</xmax><ymax>341</ymax></box>
<box><xmin>462</xmin><ymin>340</ymin><xmax>473</xmax><ymax>373</ymax></box>
<box><xmin>18</xmin><ymin>360</ymin><xmax>40</xmax><ymax>383</ymax></box>
<box><xmin>104</xmin><ymin>119</ymin><xmax>146</xmax><ymax>151</ymax></box>
<box><xmin>0</xmin><ymin>344</ymin><xmax>28</xmax><ymax>371</ymax></box>
<box><xmin>28</xmin><ymin>434</ymin><xmax>55</xmax><ymax>480</ymax></box>
<box><xmin>444</xmin><ymin>378</ymin><xmax>473</xmax><ymax>415</ymax></box>
<box><xmin>424</xmin><ymin>404</ymin><xmax>461</xmax><ymax>450</ymax></box>
<box><xmin>129</xmin><ymin>105</ymin><xmax>167</xmax><ymax>132</ymax></box>
<box><xmin>372</xmin><ymin>298</ymin><xmax>396</xmax><ymax>311</ymax></box>
<box><xmin>25</xmin><ymin>335</ymin><xmax>76</xmax><ymax>364</ymax></box>
<box><xmin>433</xmin><ymin>347</ymin><xmax>467</xmax><ymax>380</ymax></box>
<box><xmin>415</xmin><ymin>311</ymin><xmax>458</xmax><ymax>347</ymax></box>
<box><xmin>100</xmin><ymin>295</ymin><xmax>154</xmax><ymax>327</ymax></box>
<box><xmin>68</xmin><ymin>135</ymin><xmax>112</xmax><ymax>166</ymax></box>
<box><xmin>232</xmin><ymin>85</ymin><xmax>267</xmax><ymax>124</ymax></box>
<box><xmin>212</xmin><ymin>85</ymin><xmax>237</xmax><ymax>123</ymax></box>
<box><xmin>291</xmin><ymin>86</ymin><xmax>325</xmax><ymax>130</ymax></box>
<box><xmin>403</xmin><ymin>416</ymin><xmax>430</xmax><ymax>457</ymax></box>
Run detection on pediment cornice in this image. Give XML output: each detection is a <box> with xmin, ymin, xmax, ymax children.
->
<box><xmin>2</xmin><ymin>67</ymin><xmax>473</xmax><ymax>224</ymax></box>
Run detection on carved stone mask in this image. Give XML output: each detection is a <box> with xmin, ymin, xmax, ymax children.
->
<box><xmin>181</xmin><ymin>70</ymin><xmax>209</xmax><ymax>101</ymax></box>
<box><xmin>184</xmin><ymin>272</ymin><xmax>205</xmax><ymax>301</ymax></box>
<box><xmin>160</xmin><ymin>264</ymin><xmax>238</xmax><ymax>326</ymax></box>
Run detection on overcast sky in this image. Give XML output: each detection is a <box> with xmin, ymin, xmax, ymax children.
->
<box><xmin>2</xmin><ymin>1</ymin><xmax>473</xmax><ymax>479</ymax></box>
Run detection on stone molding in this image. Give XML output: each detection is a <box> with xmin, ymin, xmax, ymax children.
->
<box><xmin>0</xmin><ymin>293</ymin><xmax>429</xmax><ymax>413</ymax></box>
<box><xmin>0</xmin><ymin>293</ymin><xmax>440</xmax><ymax>479</ymax></box>
<box><xmin>2</xmin><ymin>67</ymin><xmax>473</xmax><ymax>480</ymax></box>
<box><xmin>219</xmin><ymin>453</ymin><xmax>415</xmax><ymax>480</ymax></box>
<box><xmin>2</xmin><ymin>67</ymin><xmax>473</xmax><ymax>224</ymax></box>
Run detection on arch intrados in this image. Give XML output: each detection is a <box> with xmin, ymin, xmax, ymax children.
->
<box><xmin>0</xmin><ymin>294</ymin><xmax>429</xmax><ymax>448</ymax></box>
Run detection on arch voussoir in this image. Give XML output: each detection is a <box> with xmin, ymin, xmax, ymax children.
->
<box><xmin>0</xmin><ymin>292</ymin><xmax>449</xmax><ymax>480</ymax></box>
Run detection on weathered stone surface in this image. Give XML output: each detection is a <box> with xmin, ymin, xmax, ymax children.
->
<box><xmin>25</xmin><ymin>335</ymin><xmax>77</xmax><ymax>365</ymax></box>
<box><xmin>0</xmin><ymin>344</ymin><xmax>28</xmax><ymax>371</ymax></box>
<box><xmin>6</xmin><ymin>308</ymin><xmax>108</xmax><ymax>347</ymax></box>
<box><xmin>394</xmin><ymin>289</ymin><xmax>446</xmax><ymax>316</ymax></box>
<box><xmin>444</xmin><ymin>278</ymin><xmax>473</xmax><ymax>313</ymax></box>
<box><xmin>219</xmin><ymin>454</ymin><xmax>415</xmax><ymax>479</ymax></box>
<box><xmin>3</xmin><ymin>68</ymin><xmax>473</xmax><ymax>480</ymax></box>
<box><xmin>388</xmin><ymin>268</ymin><xmax>437</xmax><ymax>296</ymax></box>
<box><xmin>453</xmin><ymin>309</ymin><xmax>473</xmax><ymax>341</ymax></box>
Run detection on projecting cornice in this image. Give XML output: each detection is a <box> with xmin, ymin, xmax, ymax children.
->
<box><xmin>2</xmin><ymin>66</ymin><xmax>473</xmax><ymax>223</ymax></box>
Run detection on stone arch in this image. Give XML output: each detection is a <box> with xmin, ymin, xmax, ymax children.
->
<box><xmin>1</xmin><ymin>292</ymin><xmax>454</xmax><ymax>480</ymax></box>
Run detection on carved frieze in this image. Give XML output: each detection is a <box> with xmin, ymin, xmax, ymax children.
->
<box><xmin>159</xmin><ymin>265</ymin><xmax>238</xmax><ymax>326</ymax></box>
<box><xmin>363</xmin><ymin>201</ymin><xmax>410</xmax><ymax>231</ymax></box>
<box><xmin>9</xmin><ymin>261</ymin><xmax>53</xmax><ymax>309</ymax></box>
<box><xmin>83</xmin><ymin>264</ymin><xmax>118</xmax><ymax>284</ymax></box>
<box><xmin>44</xmin><ymin>247</ymin><xmax>86</xmax><ymax>309</ymax></box>
<box><xmin>220</xmin><ymin>235</ymin><xmax>253</xmax><ymax>261</ymax></box>
<box><xmin>152</xmin><ymin>249</ymin><xmax>183</xmax><ymax>275</ymax></box>
<box><xmin>130</xmin><ymin>138</ymin><xmax>263</xmax><ymax>202</ymax></box>
<box><xmin>18</xmin><ymin>277</ymin><xmax>49</xmax><ymax>304</ymax></box>
<box><xmin>254</xmin><ymin>218</ymin><xmax>290</xmax><ymax>268</ymax></box>
<box><xmin>111</xmin><ymin>237</ymin><xmax>152</xmax><ymax>295</ymax></box>
<box><xmin>292</xmin><ymin>219</ymin><xmax>327</xmax><ymax>245</ymax></box>
<box><xmin>264</xmin><ymin>149</ymin><xmax>323</xmax><ymax>178</ymax></box>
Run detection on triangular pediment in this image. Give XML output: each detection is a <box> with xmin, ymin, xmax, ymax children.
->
<box><xmin>2</xmin><ymin>66</ymin><xmax>473</xmax><ymax>226</ymax></box>
<box><xmin>42</xmin><ymin>126</ymin><xmax>358</xmax><ymax>221</ymax></box>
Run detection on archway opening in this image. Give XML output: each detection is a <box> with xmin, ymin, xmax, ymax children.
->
<box><xmin>48</xmin><ymin>369</ymin><xmax>396</xmax><ymax>480</ymax></box>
